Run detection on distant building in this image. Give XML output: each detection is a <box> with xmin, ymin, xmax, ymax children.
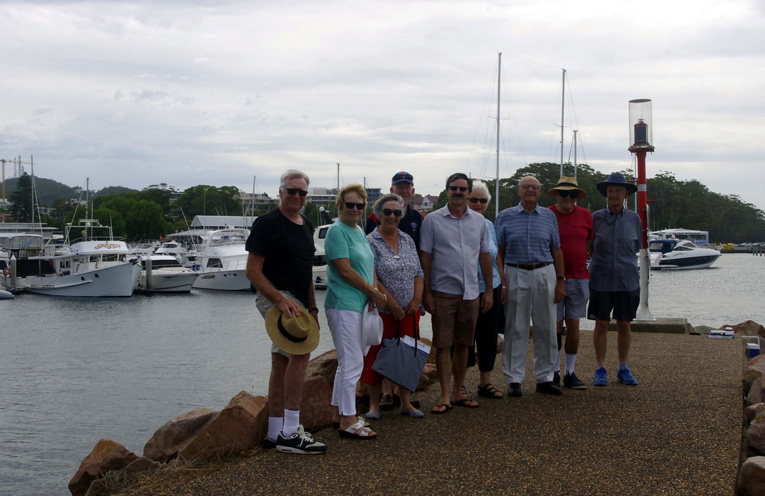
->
<box><xmin>239</xmin><ymin>191</ymin><xmax>278</xmax><ymax>210</ymax></box>
<box><xmin>411</xmin><ymin>195</ymin><xmax>439</xmax><ymax>213</ymax></box>
<box><xmin>144</xmin><ymin>183</ymin><xmax>182</xmax><ymax>203</ymax></box>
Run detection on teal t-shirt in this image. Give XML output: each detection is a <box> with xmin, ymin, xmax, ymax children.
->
<box><xmin>324</xmin><ymin>220</ymin><xmax>374</xmax><ymax>313</ymax></box>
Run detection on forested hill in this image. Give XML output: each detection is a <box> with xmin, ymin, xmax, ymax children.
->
<box><xmin>2</xmin><ymin>177</ymin><xmax>137</xmax><ymax>205</ymax></box>
<box><xmin>447</xmin><ymin>162</ymin><xmax>765</xmax><ymax>243</ymax></box>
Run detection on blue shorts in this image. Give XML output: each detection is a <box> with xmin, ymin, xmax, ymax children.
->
<box><xmin>556</xmin><ymin>278</ymin><xmax>590</xmax><ymax>322</ymax></box>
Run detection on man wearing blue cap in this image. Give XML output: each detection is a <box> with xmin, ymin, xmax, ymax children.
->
<box><xmin>588</xmin><ymin>173</ymin><xmax>642</xmax><ymax>387</ymax></box>
<box><xmin>365</xmin><ymin>171</ymin><xmax>424</xmax><ymax>250</ymax></box>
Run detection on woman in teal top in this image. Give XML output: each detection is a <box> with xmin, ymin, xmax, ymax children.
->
<box><xmin>325</xmin><ymin>184</ymin><xmax>387</xmax><ymax>439</ymax></box>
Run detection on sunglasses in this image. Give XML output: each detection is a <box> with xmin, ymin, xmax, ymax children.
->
<box><xmin>520</xmin><ymin>184</ymin><xmax>541</xmax><ymax>190</ymax></box>
<box><xmin>557</xmin><ymin>190</ymin><xmax>578</xmax><ymax>199</ymax></box>
<box><xmin>468</xmin><ymin>197</ymin><xmax>488</xmax><ymax>204</ymax></box>
<box><xmin>344</xmin><ymin>202</ymin><xmax>365</xmax><ymax>210</ymax></box>
<box><xmin>449</xmin><ymin>186</ymin><xmax>468</xmax><ymax>192</ymax></box>
<box><xmin>282</xmin><ymin>187</ymin><xmax>308</xmax><ymax>197</ymax></box>
<box><xmin>382</xmin><ymin>208</ymin><xmax>402</xmax><ymax>217</ymax></box>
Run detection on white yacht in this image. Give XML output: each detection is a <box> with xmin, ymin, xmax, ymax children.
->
<box><xmin>649</xmin><ymin>239</ymin><xmax>722</xmax><ymax>270</ymax></box>
<box><xmin>23</xmin><ymin>219</ymin><xmax>141</xmax><ymax>297</ymax></box>
<box><xmin>192</xmin><ymin>229</ymin><xmax>251</xmax><ymax>291</ymax></box>
<box><xmin>312</xmin><ymin>224</ymin><xmax>331</xmax><ymax>289</ymax></box>
<box><xmin>135</xmin><ymin>255</ymin><xmax>200</xmax><ymax>293</ymax></box>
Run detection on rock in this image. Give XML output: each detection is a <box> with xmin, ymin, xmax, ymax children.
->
<box><xmin>305</xmin><ymin>349</ymin><xmax>338</xmax><ymax>385</ymax></box>
<box><xmin>748</xmin><ymin>414</ymin><xmax>765</xmax><ymax>455</ymax></box>
<box><xmin>740</xmin><ymin>456</ymin><xmax>765</xmax><ymax>495</ymax></box>
<box><xmin>83</xmin><ymin>478</ymin><xmax>106</xmax><ymax>496</ymax></box>
<box><xmin>300</xmin><ymin>374</ymin><xmax>334</xmax><ymax>430</ymax></box>
<box><xmin>693</xmin><ymin>325</ymin><xmax>715</xmax><ymax>335</ymax></box>
<box><xmin>727</xmin><ymin>320</ymin><xmax>765</xmax><ymax>337</ymax></box>
<box><xmin>496</xmin><ymin>335</ymin><xmax>504</xmax><ymax>353</ymax></box>
<box><xmin>744</xmin><ymin>356</ymin><xmax>765</xmax><ymax>393</ymax></box>
<box><xmin>143</xmin><ymin>408</ymin><xmax>219</xmax><ymax>462</ymax></box>
<box><xmin>746</xmin><ymin>403</ymin><xmax>765</xmax><ymax>424</ymax></box>
<box><xmin>124</xmin><ymin>456</ymin><xmax>162</xmax><ymax>475</ymax></box>
<box><xmin>177</xmin><ymin>391</ymin><xmax>268</xmax><ymax>462</ymax></box>
<box><xmin>69</xmin><ymin>439</ymin><xmax>139</xmax><ymax>496</ymax></box>
<box><xmin>748</xmin><ymin>377</ymin><xmax>763</xmax><ymax>406</ymax></box>
<box><xmin>417</xmin><ymin>363</ymin><xmax>439</xmax><ymax>391</ymax></box>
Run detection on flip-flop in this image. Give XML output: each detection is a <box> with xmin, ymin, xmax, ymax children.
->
<box><xmin>431</xmin><ymin>403</ymin><xmax>453</xmax><ymax>415</ymax></box>
<box><xmin>477</xmin><ymin>383</ymin><xmax>504</xmax><ymax>399</ymax></box>
<box><xmin>338</xmin><ymin>420</ymin><xmax>377</xmax><ymax>439</ymax></box>
<box><xmin>452</xmin><ymin>398</ymin><xmax>479</xmax><ymax>408</ymax></box>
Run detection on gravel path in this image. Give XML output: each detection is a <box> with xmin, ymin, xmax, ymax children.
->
<box><xmin>163</xmin><ymin>331</ymin><xmax>741</xmax><ymax>496</ymax></box>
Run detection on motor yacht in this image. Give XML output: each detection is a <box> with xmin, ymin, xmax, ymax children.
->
<box><xmin>649</xmin><ymin>239</ymin><xmax>721</xmax><ymax>270</ymax></box>
<box><xmin>135</xmin><ymin>254</ymin><xmax>200</xmax><ymax>293</ymax></box>
<box><xmin>192</xmin><ymin>229</ymin><xmax>251</xmax><ymax>291</ymax></box>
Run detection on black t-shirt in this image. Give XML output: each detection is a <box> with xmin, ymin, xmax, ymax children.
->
<box><xmin>364</xmin><ymin>206</ymin><xmax>424</xmax><ymax>249</ymax></box>
<box><xmin>246</xmin><ymin>208</ymin><xmax>315</xmax><ymax>307</ymax></box>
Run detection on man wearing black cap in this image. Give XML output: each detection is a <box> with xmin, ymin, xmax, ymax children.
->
<box><xmin>365</xmin><ymin>171</ymin><xmax>424</xmax><ymax>250</ymax></box>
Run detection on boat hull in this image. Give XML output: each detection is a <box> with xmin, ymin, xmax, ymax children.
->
<box><xmin>192</xmin><ymin>269</ymin><xmax>250</xmax><ymax>291</ymax></box>
<box><xmin>26</xmin><ymin>263</ymin><xmax>141</xmax><ymax>297</ymax></box>
<box><xmin>138</xmin><ymin>270</ymin><xmax>199</xmax><ymax>293</ymax></box>
<box><xmin>651</xmin><ymin>253</ymin><xmax>721</xmax><ymax>270</ymax></box>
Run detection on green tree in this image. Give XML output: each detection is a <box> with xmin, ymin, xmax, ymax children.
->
<box><xmin>10</xmin><ymin>172</ymin><xmax>33</xmax><ymax>221</ymax></box>
<box><xmin>172</xmin><ymin>185</ymin><xmax>242</xmax><ymax>218</ymax></box>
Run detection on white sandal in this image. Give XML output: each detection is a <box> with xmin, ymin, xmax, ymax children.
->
<box><xmin>338</xmin><ymin>419</ymin><xmax>377</xmax><ymax>439</ymax></box>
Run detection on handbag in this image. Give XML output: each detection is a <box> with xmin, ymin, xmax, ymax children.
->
<box><xmin>361</xmin><ymin>307</ymin><xmax>384</xmax><ymax>355</ymax></box>
<box><xmin>371</xmin><ymin>315</ymin><xmax>430</xmax><ymax>392</ymax></box>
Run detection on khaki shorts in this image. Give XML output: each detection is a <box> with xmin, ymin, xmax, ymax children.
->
<box><xmin>431</xmin><ymin>291</ymin><xmax>480</xmax><ymax>349</ymax></box>
<box><xmin>256</xmin><ymin>290</ymin><xmax>302</xmax><ymax>358</ymax></box>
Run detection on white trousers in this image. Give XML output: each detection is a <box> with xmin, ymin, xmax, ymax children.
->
<box><xmin>326</xmin><ymin>308</ymin><xmax>364</xmax><ymax>416</ymax></box>
<box><xmin>502</xmin><ymin>264</ymin><xmax>557</xmax><ymax>384</ymax></box>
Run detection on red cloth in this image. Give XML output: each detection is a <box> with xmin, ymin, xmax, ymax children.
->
<box><xmin>361</xmin><ymin>312</ymin><xmax>420</xmax><ymax>385</ymax></box>
<box><xmin>549</xmin><ymin>205</ymin><xmax>594</xmax><ymax>280</ymax></box>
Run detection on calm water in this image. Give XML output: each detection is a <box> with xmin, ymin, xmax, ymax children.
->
<box><xmin>1</xmin><ymin>254</ymin><xmax>764</xmax><ymax>495</ymax></box>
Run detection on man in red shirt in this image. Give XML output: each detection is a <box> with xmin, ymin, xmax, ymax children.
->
<box><xmin>548</xmin><ymin>177</ymin><xmax>593</xmax><ymax>390</ymax></box>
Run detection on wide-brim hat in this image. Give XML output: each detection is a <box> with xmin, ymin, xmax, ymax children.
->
<box><xmin>265</xmin><ymin>305</ymin><xmax>320</xmax><ymax>355</ymax></box>
<box><xmin>597</xmin><ymin>173</ymin><xmax>638</xmax><ymax>196</ymax></box>
<box><xmin>548</xmin><ymin>176</ymin><xmax>586</xmax><ymax>200</ymax></box>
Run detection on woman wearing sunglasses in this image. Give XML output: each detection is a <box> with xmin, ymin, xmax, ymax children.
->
<box><xmin>362</xmin><ymin>193</ymin><xmax>425</xmax><ymax>419</ymax></box>
<box><xmin>466</xmin><ymin>180</ymin><xmax>507</xmax><ymax>399</ymax></box>
<box><xmin>325</xmin><ymin>184</ymin><xmax>387</xmax><ymax>439</ymax></box>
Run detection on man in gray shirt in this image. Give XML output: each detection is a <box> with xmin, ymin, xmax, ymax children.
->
<box><xmin>588</xmin><ymin>173</ymin><xmax>642</xmax><ymax>387</ymax></box>
<box><xmin>420</xmin><ymin>173</ymin><xmax>494</xmax><ymax>414</ymax></box>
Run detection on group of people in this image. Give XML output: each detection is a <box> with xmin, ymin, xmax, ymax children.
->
<box><xmin>246</xmin><ymin>167</ymin><xmax>642</xmax><ymax>454</ymax></box>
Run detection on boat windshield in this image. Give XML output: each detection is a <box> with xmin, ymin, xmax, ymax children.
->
<box><xmin>209</xmin><ymin>230</ymin><xmax>248</xmax><ymax>247</ymax></box>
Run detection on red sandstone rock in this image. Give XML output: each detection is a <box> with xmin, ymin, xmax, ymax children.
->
<box><xmin>740</xmin><ymin>456</ymin><xmax>765</xmax><ymax>496</ymax></box>
<box><xmin>143</xmin><ymin>408</ymin><xmax>219</xmax><ymax>462</ymax></box>
<box><xmin>749</xmin><ymin>377</ymin><xmax>763</xmax><ymax>406</ymax></box>
<box><xmin>69</xmin><ymin>439</ymin><xmax>139</xmax><ymax>496</ymax></box>
<box><xmin>746</xmin><ymin>356</ymin><xmax>765</xmax><ymax>392</ymax></box>
<box><xmin>746</xmin><ymin>403</ymin><xmax>765</xmax><ymax>424</ymax></box>
<box><xmin>748</xmin><ymin>415</ymin><xmax>765</xmax><ymax>456</ymax></box>
<box><xmin>300</xmin><ymin>374</ymin><xmax>334</xmax><ymax>430</ymax></box>
<box><xmin>124</xmin><ymin>456</ymin><xmax>162</xmax><ymax>475</ymax></box>
<box><xmin>417</xmin><ymin>363</ymin><xmax>438</xmax><ymax>391</ymax></box>
<box><xmin>727</xmin><ymin>320</ymin><xmax>765</xmax><ymax>336</ymax></box>
<box><xmin>177</xmin><ymin>391</ymin><xmax>268</xmax><ymax>462</ymax></box>
<box><xmin>305</xmin><ymin>349</ymin><xmax>338</xmax><ymax>385</ymax></box>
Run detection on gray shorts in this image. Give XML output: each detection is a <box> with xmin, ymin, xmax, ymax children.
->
<box><xmin>556</xmin><ymin>278</ymin><xmax>590</xmax><ymax>322</ymax></box>
<box><xmin>256</xmin><ymin>290</ymin><xmax>301</xmax><ymax>358</ymax></box>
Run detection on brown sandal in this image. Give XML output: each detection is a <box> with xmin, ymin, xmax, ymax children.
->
<box><xmin>477</xmin><ymin>383</ymin><xmax>504</xmax><ymax>399</ymax></box>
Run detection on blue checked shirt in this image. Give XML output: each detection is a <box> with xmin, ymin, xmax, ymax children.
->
<box><xmin>495</xmin><ymin>202</ymin><xmax>560</xmax><ymax>264</ymax></box>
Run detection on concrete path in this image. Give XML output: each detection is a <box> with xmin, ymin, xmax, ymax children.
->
<box><xmin>166</xmin><ymin>331</ymin><xmax>741</xmax><ymax>496</ymax></box>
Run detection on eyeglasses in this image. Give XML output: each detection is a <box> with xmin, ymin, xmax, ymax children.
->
<box><xmin>382</xmin><ymin>208</ymin><xmax>402</xmax><ymax>217</ymax></box>
<box><xmin>344</xmin><ymin>202</ymin><xmax>365</xmax><ymax>210</ymax></box>
<box><xmin>520</xmin><ymin>184</ymin><xmax>541</xmax><ymax>190</ymax></box>
<box><xmin>281</xmin><ymin>187</ymin><xmax>308</xmax><ymax>197</ymax></box>
<box><xmin>449</xmin><ymin>186</ymin><xmax>468</xmax><ymax>192</ymax></box>
<box><xmin>468</xmin><ymin>197</ymin><xmax>488</xmax><ymax>204</ymax></box>
<box><xmin>557</xmin><ymin>190</ymin><xmax>578</xmax><ymax>199</ymax></box>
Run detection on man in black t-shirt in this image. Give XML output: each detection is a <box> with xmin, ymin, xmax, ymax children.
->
<box><xmin>245</xmin><ymin>169</ymin><xmax>326</xmax><ymax>455</ymax></box>
<box><xmin>364</xmin><ymin>170</ymin><xmax>424</xmax><ymax>250</ymax></box>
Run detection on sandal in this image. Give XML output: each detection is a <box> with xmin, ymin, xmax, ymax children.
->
<box><xmin>431</xmin><ymin>403</ymin><xmax>453</xmax><ymax>415</ymax></box>
<box><xmin>452</xmin><ymin>398</ymin><xmax>479</xmax><ymax>408</ymax></box>
<box><xmin>332</xmin><ymin>416</ymin><xmax>369</xmax><ymax>429</ymax></box>
<box><xmin>477</xmin><ymin>383</ymin><xmax>504</xmax><ymax>399</ymax></box>
<box><xmin>338</xmin><ymin>420</ymin><xmax>377</xmax><ymax>439</ymax></box>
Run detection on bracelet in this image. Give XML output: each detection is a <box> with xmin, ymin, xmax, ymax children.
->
<box><xmin>307</xmin><ymin>307</ymin><xmax>319</xmax><ymax>313</ymax></box>
<box><xmin>501</xmin><ymin>286</ymin><xmax>506</xmax><ymax>288</ymax></box>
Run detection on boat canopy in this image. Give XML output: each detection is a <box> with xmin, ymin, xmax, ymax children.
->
<box><xmin>0</xmin><ymin>233</ymin><xmax>45</xmax><ymax>252</ymax></box>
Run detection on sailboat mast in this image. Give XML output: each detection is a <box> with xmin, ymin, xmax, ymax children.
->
<box><xmin>496</xmin><ymin>52</ymin><xmax>501</xmax><ymax>219</ymax></box>
<box><xmin>573</xmin><ymin>129</ymin><xmax>578</xmax><ymax>178</ymax></box>
<box><xmin>560</xmin><ymin>68</ymin><xmax>566</xmax><ymax>177</ymax></box>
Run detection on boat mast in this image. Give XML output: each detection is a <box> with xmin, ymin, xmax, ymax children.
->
<box><xmin>560</xmin><ymin>68</ymin><xmax>566</xmax><ymax>178</ymax></box>
<box><xmin>496</xmin><ymin>52</ymin><xmax>501</xmax><ymax>219</ymax></box>
<box><xmin>573</xmin><ymin>129</ymin><xmax>578</xmax><ymax>178</ymax></box>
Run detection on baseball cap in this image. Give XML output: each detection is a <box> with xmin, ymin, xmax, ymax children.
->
<box><xmin>391</xmin><ymin>171</ymin><xmax>414</xmax><ymax>185</ymax></box>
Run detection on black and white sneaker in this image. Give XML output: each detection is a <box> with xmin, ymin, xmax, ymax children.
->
<box><xmin>276</xmin><ymin>425</ymin><xmax>327</xmax><ymax>455</ymax></box>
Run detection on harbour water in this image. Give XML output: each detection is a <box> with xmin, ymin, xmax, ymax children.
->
<box><xmin>1</xmin><ymin>254</ymin><xmax>763</xmax><ymax>495</ymax></box>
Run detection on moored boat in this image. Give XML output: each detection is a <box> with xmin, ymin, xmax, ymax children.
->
<box><xmin>192</xmin><ymin>229</ymin><xmax>250</xmax><ymax>291</ymax></box>
<box><xmin>649</xmin><ymin>239</ymin><xmax>721</xmax><ymax>270</ymax></box>
<box><xmin>136</xmin><ymin>255</ymin><xmax>200</xmax><ymax>293</ymax></box>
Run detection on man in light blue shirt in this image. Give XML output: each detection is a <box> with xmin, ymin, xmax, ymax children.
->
<box><xmin>420</xmin><ymin>173</ymin><xmax>494</xmax><ymax>414</ymax></box>
<box><xmin>495</xmin><ymin>175</ymin><xmax>566</xmax><ymax>397</ymax></box>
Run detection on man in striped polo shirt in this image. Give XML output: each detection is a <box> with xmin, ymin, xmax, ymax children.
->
<box><xmin>496</xmin><ymin>175</ymin><xmax>567</xmax><ymax>397</ymax></box>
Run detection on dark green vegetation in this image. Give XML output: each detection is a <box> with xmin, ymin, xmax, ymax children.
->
<box><xmin>2</xmin><ymin>163</ymin><xmax>763</xmax><ymax>242</ymax></box>
<box><xmin>432</xmin><ymin>162</ymin><xmax>765</xmax><ymax>243</ymax></box>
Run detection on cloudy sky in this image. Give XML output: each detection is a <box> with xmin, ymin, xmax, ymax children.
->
<box><xmin>2</xmin><ymin>0</ymin><xmax>764</xmax><ymax>210</ymax></box>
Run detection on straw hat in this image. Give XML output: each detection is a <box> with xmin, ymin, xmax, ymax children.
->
<box><xmin>265</xmin><ymin>305</ymin><xmax>320</xmax><ymax>355</ymax></box>
<box><xmin>548</xmin><ymin>176</ymin><xmax>587</xmax><ymax>200</ymax></box>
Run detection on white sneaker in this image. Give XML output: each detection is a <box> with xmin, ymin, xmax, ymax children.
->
<box><xmin>276</xmin><ymin>425</ymin><xmax>327</xmax><ymax>454</ymax></box>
